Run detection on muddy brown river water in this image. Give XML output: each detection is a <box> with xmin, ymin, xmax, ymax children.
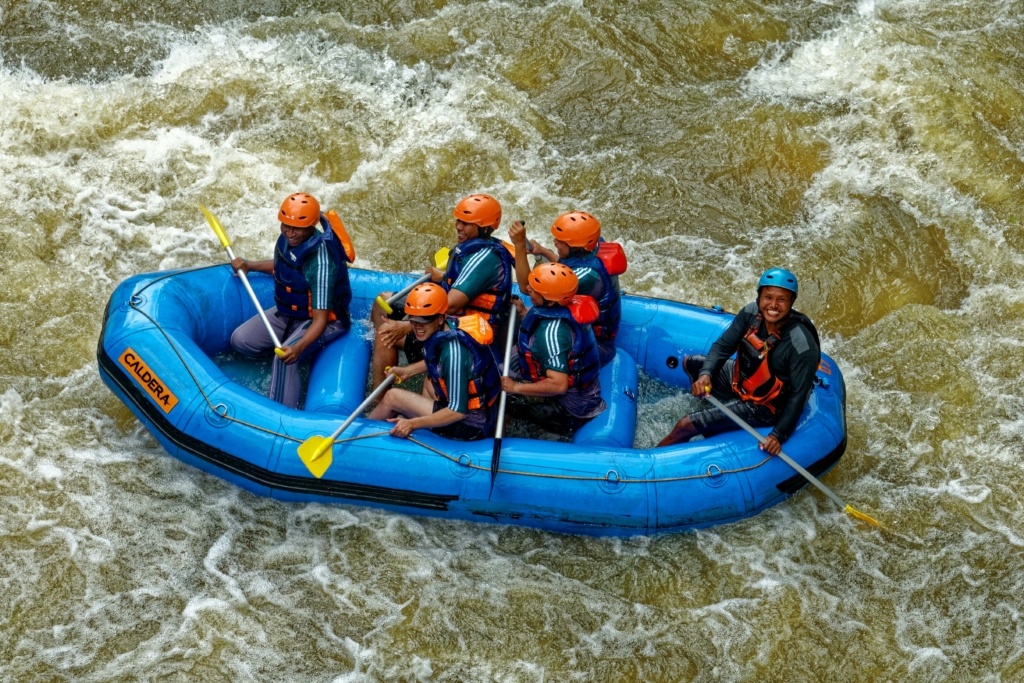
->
<box><xmin>2</xmin><ymin>0</ymin><xmax>1023</xmax><ymax>680</ymax></box>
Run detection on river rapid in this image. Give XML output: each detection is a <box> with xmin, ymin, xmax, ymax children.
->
<box><xmin>2</xmin><ymin>0</ymin><xmax>1023</xmax><ymax>680</ymax></box>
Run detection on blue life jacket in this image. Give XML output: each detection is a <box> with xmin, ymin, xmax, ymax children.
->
<box><xmin>273</xmin><ymin>214</ymin><xmax>352</xmax><ymax>321</ymax></box>
<box><xmin>442</xmin><ymin>237</ymin><xmax>514</xmax><ymax>325</ymax></box>
<box><xmin>423</xmin><ymin>319</ymin><xmax>502</xmax><ymax>434</ymax></box>
<box><xmin>518</xmin><ymin>305</ymin><xmax>601</xmax><ymax>389</ymax></box>
<box><xmin>560</xmin><ymin>249</ymin><xmax>622</xmax><ymax>342</ymax></box>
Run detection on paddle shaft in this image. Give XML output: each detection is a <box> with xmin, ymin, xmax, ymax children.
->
<box><xmin>704</xmin><ymin>393</ymin><xmax>849</xmax><ymax>510</ymax></box>
<box><xmin>494</xmin><ymin>307</ymin><xmax>518</xmax><ymax>441</ymax></box>
<box><xmin>375</xmin><ymin>246</ymin><xmax>453</xmax><ymax>315</ymax></box>
<box><xmin>324</xmin><ymin>374</ymin><xmax>398</xmax><ymax>445</ymax></box>
<box><xmin>387</xmin><ymin>274</ymin><xmax>433</xmax><ymax>307</ymax></box>
<box><xmin>490</xmin><ymin>306</ymin><xmax>518</xmax><ymax>492</ymax></box>
<box><xmin>223</xmin><ymin>244</ymin><xmax>285</xmax><ymax>350</ymax></box>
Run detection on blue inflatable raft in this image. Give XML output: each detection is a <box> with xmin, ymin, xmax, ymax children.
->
<box><xmin>97</xmin><ymin>265</ymin><xmax>847</xmax><ymax>536</ymax></box>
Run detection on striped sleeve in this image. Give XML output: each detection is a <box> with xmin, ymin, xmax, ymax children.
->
<box><xmin>533</xmin><ymin>319</ymin><xmax>571</xmax><ymax>374</ymax></box>
<box><xmin>302</xmin><ymin>242</ymin><xmax>338</xmax><ymax>311</ymax></box>
<box><xmin>571</xmin><ymin>266</ymin><xmax>603</xmax><ymax>298</ymax></box>
<box><xmin>439</xmin><ymin>339</ymin><xmax>472</xmax><ymax>414</ymax></box>
<box><xmin>450</xmin><ymin>249</ymin><xmax>501</xmax><ymax>299</ymax></box>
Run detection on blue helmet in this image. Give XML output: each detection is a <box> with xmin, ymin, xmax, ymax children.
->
<box><xmin>757</xmin><ymin>268</ymin><xmax>798</xmax><ymax>297</ymax></box>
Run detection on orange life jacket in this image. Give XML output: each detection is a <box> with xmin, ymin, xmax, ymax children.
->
<box><xmin>731</xmin><ymin>315</ymin><xmax>785</xmax><ymax>413</ymax></box>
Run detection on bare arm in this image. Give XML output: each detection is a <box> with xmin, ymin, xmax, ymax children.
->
<box><xmin>389</xmin><ymin>407</ymin><xmax>466</xmax><ymax>437</ymax></box>
<box><xmin>230</xmin><ymin>258</ymin><xmax>274</xmax><ymax>275</ymax></box>
<box><xmin>508</xmin><ymin>220</ymin><xmax>533</xmax><ymax>292</ymax></box>
<box><xmin>501</xmin><ymin>369</ymin><xmax>569</xmax><ymax>397</ymax></box>
<box><xmin>447</xmin><ymin>288</ymin><xmax>470</xmax><ymax>312</ymax></box>
<box><xmin>530</xmin><ymin>242</ymin><xmax>559</xmax><ymax>263</ymax></box>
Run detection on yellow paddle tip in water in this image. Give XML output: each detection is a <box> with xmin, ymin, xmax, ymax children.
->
<box><xmin>297</xmin><ymin>435</ymin><xmax>333</xmax><ymax>479</ymax></box>
<box><xmin>198</xmin><ymin>205</ymin><xmax>231</xmax><ymax>248</ymax></box>
<box><xmin>375</xmin><ymin>295</ymin><xmax>394</xmax><ymax>315</ymax></box>
<box><xmin>845</xmin><ymin>504</ymin><xmax>881</xmax><ymax>527</ymax></box>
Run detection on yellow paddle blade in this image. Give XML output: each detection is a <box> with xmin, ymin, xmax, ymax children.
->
<box><xmin>297</xmin><ymin>436</ymin><xmax>333</xmax><ymax>479</ymax></box>
<box><xmin>375</xmin><ymin>294</ymin><xmax>394</xmax><ymax>315</ymax></box>
<box><xmin>435</xmin><ymin>247</ymin><xmax>450</xmax><ymax>270</ymax></box>
<box><xmin>845</xmin><ymin>504</ymin><xmax>880</xmax><ymax>526</ymax></box>
<box><xmin>199</xmin><ymin>205</ymin><xmax>231</xmax><ymax>248</ymax></box>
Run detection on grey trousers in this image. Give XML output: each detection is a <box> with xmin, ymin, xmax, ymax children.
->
<box><xmin>230</xmin><ymin>306</ymin><xmax>350</xmax><ymax>409</ymax></box>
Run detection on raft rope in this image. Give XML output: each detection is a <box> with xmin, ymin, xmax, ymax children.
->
<box><xmin>126</xmin><ymin>269</ymin><xmax>773</xmax><ymax>485</ymax></box>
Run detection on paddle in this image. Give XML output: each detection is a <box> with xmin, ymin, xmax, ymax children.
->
<box><xmin>199</xmin><ymin>205</ymin><xmax>285</xmax><ymax>358</ymax></box>
<box><xmin>703</xmin><ymin>391</ymin><xmax>879</xmax><ymax>526</ymax></box>
<box><xmin>297</xmin><ymin>373</ymin><xmax>400</xmax><ymax>478</ymax></box>
<box><xmin>375</xmin><ymin>248</ymin><xmax>451</xmax><ymax>315</ymax></box>
<box><xmin>489</xmin><ymin>304</ymin><xmax>518</xmax><ymax>495</ymax></box>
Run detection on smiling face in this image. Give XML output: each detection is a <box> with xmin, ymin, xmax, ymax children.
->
<box><xmin>280</xmin><ymin>222</ymin><xmax>315</xmax><ymax>247</ymax></box>
<box><xmin>410</xmin><ymin>316</ymin><xmax>445</xmax><ymax>341</ymax></box>
<box><xmin>454</xmin><ymin>219</ymin><xmax>481</xmax><ymax>243</ymax></box>
<box><xmin>758</xmin><ymin>286</ymin><xmax>794</xmax><ymax>325</ymax></box>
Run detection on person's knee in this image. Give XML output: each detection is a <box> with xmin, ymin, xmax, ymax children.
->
<box><xmin>371</xmin><ymin>292</ymin><xmax>395</xmax><ymax>327</ymax></box>
<box><xmin>379</xmin><ymin>388</ymin><xmax>398</xmax><ymax>409</ymax></box>
<box><xmin>675</xmin><ymin>415</ymin><xmax>696</xmax><ymax>431</ymax></box>
<box><xmin>230</xmin><ymin>327</ymin><xmax>259</xmax><ymax>357</ymax></box>
<box><xmin>372</xmin><ymin>326</ymin><xmax>392</xmax><ymax>350</ymax></box>
<box><xmin>683</xmin><ymin>355</ymin><xmax>705</xmax><ymax>379</ymax></box>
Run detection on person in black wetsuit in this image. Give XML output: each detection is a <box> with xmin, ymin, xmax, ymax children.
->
<box><xmin>657</xmin><ymin>268</ymin><xmax>820</xmax><ymax>455</ymax></box>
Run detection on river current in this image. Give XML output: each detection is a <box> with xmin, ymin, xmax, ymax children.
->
<box><xmin>2</xmin><ymin>0</ymin><xmax>1023</xmax><ymax>680</ymax></box>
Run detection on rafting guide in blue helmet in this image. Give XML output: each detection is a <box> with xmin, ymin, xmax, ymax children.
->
<box><xmin>657</xmin><ymin>268</ymin><xmax>820</xmax><ymax>455</ymax></box>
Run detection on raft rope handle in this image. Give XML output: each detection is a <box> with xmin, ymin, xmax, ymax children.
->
<box><xmin>126</xmin><ymin>275</ymin><xmax>774</xmax><ymax>484</ymax></box>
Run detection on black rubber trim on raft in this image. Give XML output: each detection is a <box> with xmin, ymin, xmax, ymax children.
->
<box><xmin>775</xmin><ymin>436</ymin><xmax>847</xmax><ymax>496</ymax></box>
<box><xmin>96</xmin><ymin>296</ymin><xmax>458</xmax><ymax>511</ymax></box>
<box><xmin>775</xmin><ymin>379</ymin><xmax>849</xmax><ymax>496</ymax></box>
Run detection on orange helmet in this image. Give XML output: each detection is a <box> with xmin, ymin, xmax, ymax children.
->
<box><xmin>453</xmin><ymin>194</ymin><xmax>501</xmax><ymax>230</ymax></box>
<box><xmin>279</xmin><ymin>193</ymin><xmax>321</xmax><ymax>228</ymax></box>
<box><xmin>528</xmin><ymin>263</ymin><xmax>578</xmax><ymax>305</ymax></box>
<box><xmin>404</xmin><ymin>283</ymin><xmax>449</xmax><ymax>321</ymax></box>
<box><xmin>551</xmin><ymin>211</ymin><xmax>600</xmax><ymax>250</ymax></box>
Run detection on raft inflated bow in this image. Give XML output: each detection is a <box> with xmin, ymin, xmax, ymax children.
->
<box><xmin>98</xmin><ymin>266</ymin><xmax>850</xmax><ymax>536</ymax></box>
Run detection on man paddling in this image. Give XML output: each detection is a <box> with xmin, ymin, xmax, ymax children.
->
<box><xmin>229</xmin><ymin>193</ymin><xmax>354</xmax><ymax>408</ymax></box>
<box><xmin>369</xmin><ymin>193</ymin><xmax>515</xmax><ymax>389</ymax></box>
<box><xmin>502</xmin><ymin>263</ymin><xmax>606</xmax><ymax>435</ymax></box>
<box><xmin>368</xmin><ymin>284</ymin><xmax>501</xmax><ymax>440</ymax></box>
<box><xmin>509</xmin><ymin>211</ymin><xmax>626</xmax><ymax>365</ymax></box>
<box><xmin>657</xmin><ymin>268</ymin><xmax>820</xmax><ymax>454</ymax></box>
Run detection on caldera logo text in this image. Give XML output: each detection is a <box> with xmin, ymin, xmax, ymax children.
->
<box><xmin>118</xmin><ymin>348</ymin><xmax>179</xmax><ymax>413</ymax></box>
